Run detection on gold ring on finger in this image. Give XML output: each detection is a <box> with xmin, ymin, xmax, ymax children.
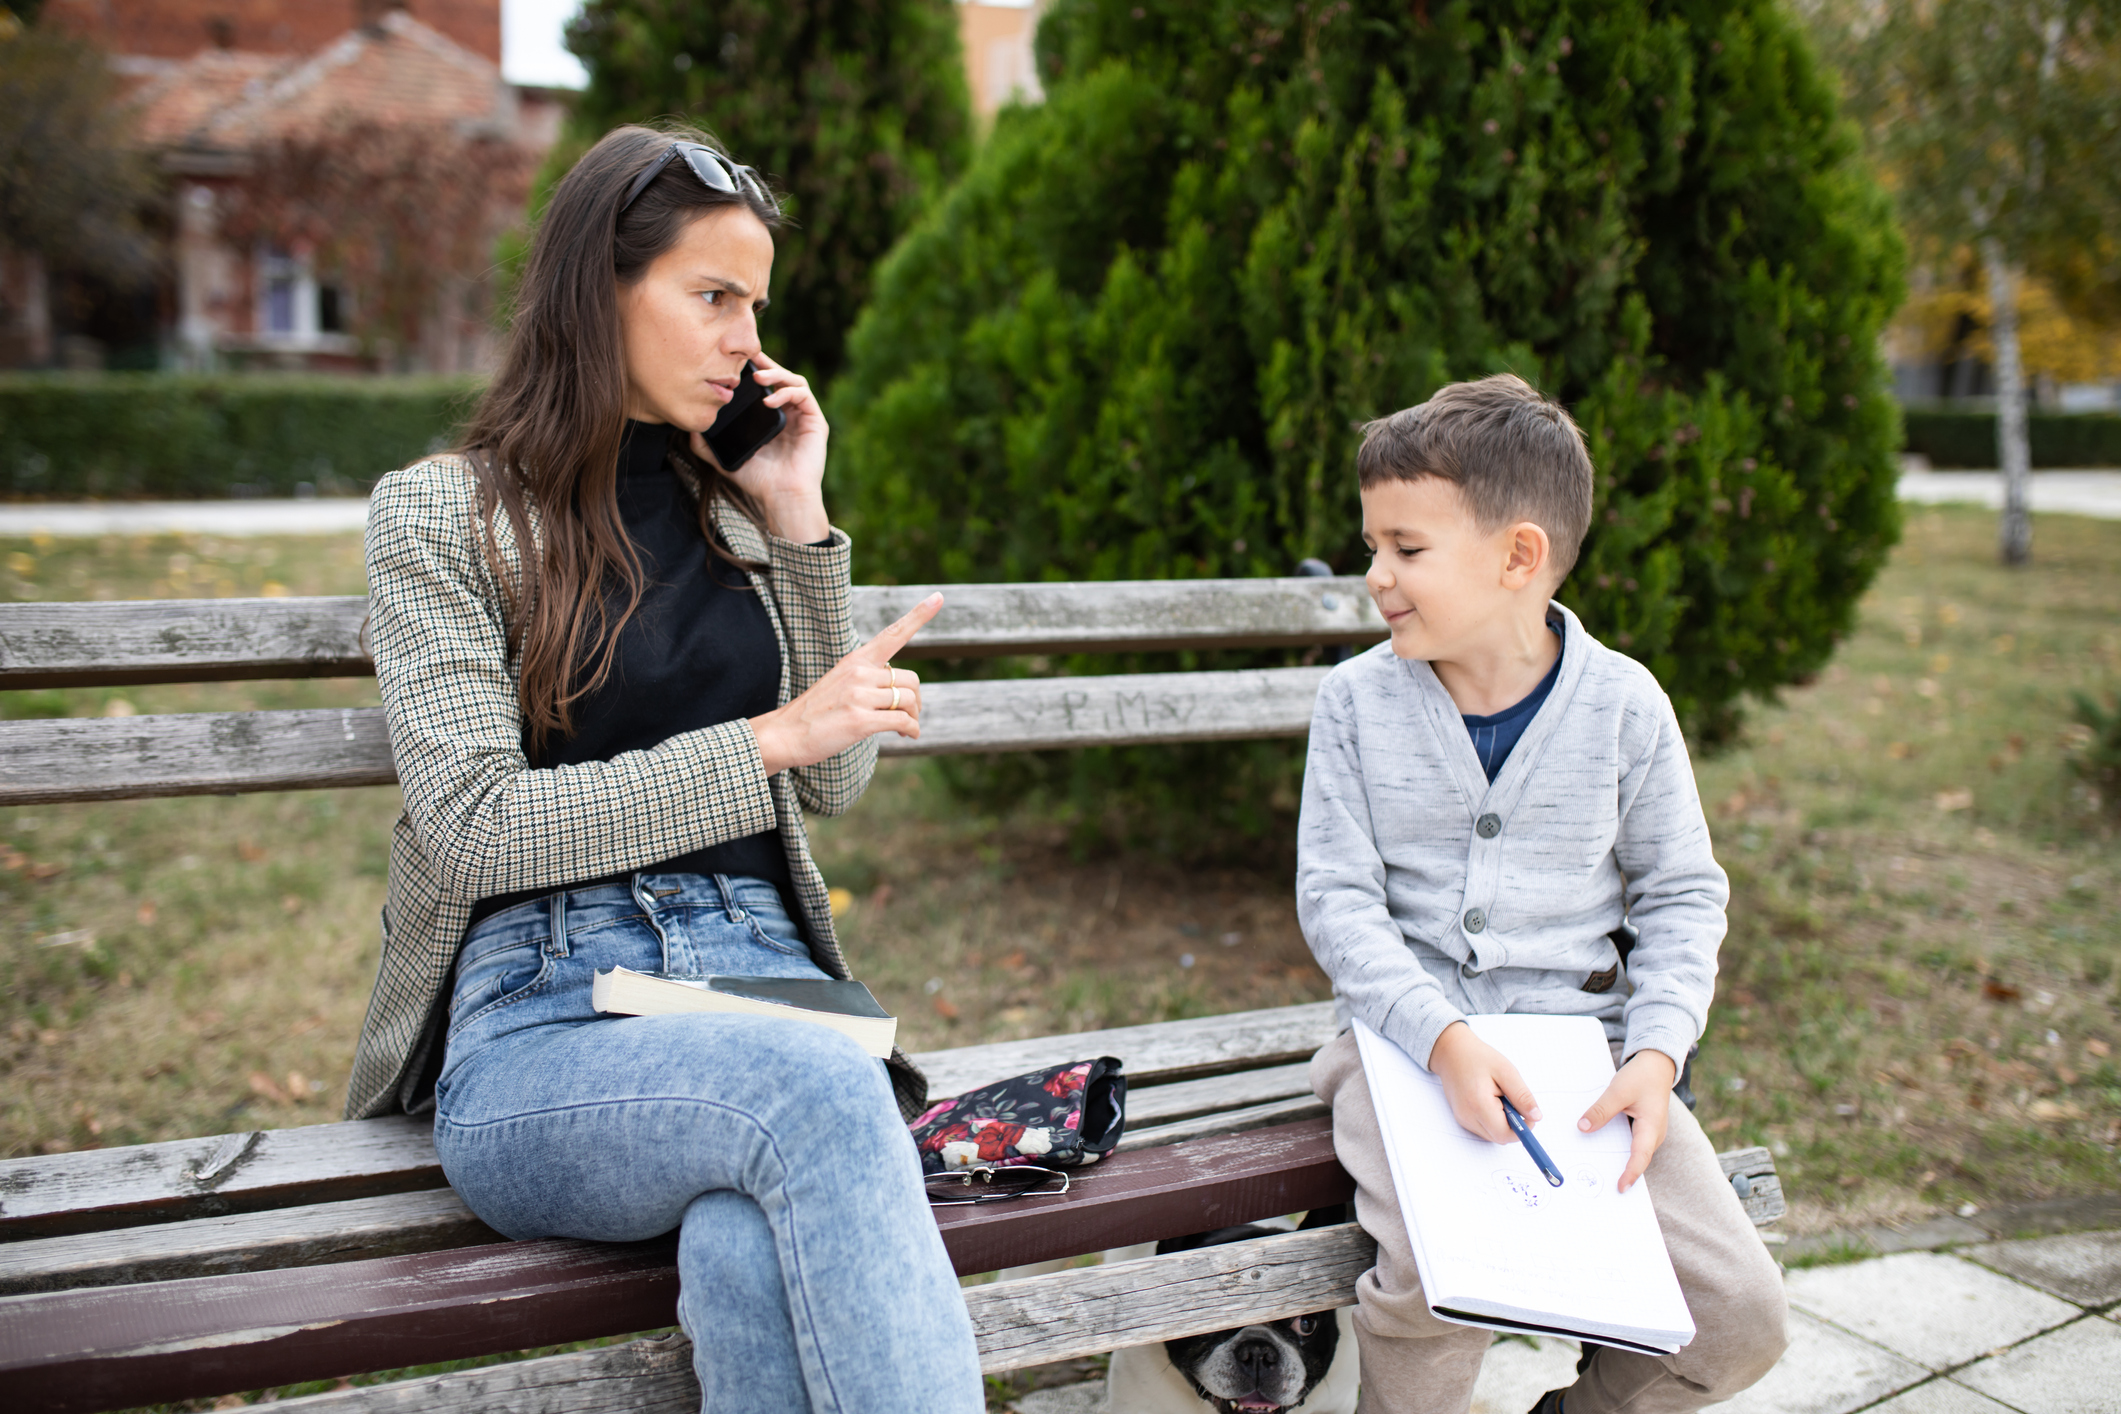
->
<box><xmin>890</xmin><ymin>684</ymin><xmax>902</xmax><ymax>713</ymax></box>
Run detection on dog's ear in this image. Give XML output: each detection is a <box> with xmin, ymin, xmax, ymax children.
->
<box><xmin>1297</xmin><ymin>1203</ymin><xmax>1349</xmax><ymax>1231</ymax></box>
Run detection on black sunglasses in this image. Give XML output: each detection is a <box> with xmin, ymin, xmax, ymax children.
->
<box><xmin>924</xmin><ymin>1164</ymin><xmax>1071</xmax><ymax>1206</ymax></box>
<box><xmin>618</xmin><ymin>142</ymin><xmax>766</xmax><ymax>215</ymax></box>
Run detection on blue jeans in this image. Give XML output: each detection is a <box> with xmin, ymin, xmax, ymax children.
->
<box><xmin>433</xmin><ymin>873</ymin><xmax>982</xmax><ymax>1413</ymax></box>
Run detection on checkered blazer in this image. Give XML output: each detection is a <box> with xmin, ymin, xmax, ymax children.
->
<box><xmin>345</xmin><ymin>454</ymin><xmax>921</xmax><ymax>1121</ymax></box>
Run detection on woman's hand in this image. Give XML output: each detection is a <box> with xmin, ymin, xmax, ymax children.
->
<box><xmin>689</xmin><ymin>350</ymin><xmax>829</xmax><ymax>544</ymax></box>
<box><xmin>1428</xmin><ymin>1020</ymin><xmax>1542</xmax><ymax>1146</ymax></box>
<box><xmin>749</xmin><ymin>594</ymin><xmax>944</xmax><ymax>774</ymax></box>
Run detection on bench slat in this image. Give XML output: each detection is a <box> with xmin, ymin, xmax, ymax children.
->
<box><xmin>257</xmin><ymin>1225</ymin><xmax>1382</xmax><ymax>1410</ymax></box>
<box><xmin>0</xmin><ymin>1121</ymin><xmax>1351</xmax><ymax>1412</ymax></box>
<box><xmin>0</xmin><ymin>1116</ymin><xmax>438</xmax><ymax>1241</ymax></box>
<box><xmin>0</xmin><ymin>1005</ymin><xmax>1339</xmax><ymax>1240</ymax></box>
<box><xmin>0</xmin><ymin>666</ymin><xmax>1330</xmax><ymax>804</ymax></box>
<box><xmin>1119</xmin><ymin>1060</ymin><xmax>1313</xmax><ymax>1129</ymax></box>
<box><xmin>265</xmin><ymin>1332</ymin><xmax>700</xmax><ymax>1413</ymax></box>
<box><xmin>1119</xmin><ymin>1094</ymin><xmax>1331</xmax><ymax>1151</ymax></box>
<box><xmin>0</xmin><ymin>580</ymin><xmax>1379</xmax><ymax>689</ymax></box>
<box><xmin>0</xmin><ymin>1188</ymin><xmax>498</xmax><ymax>1297</ymax></box>
<box><xmin>969</xmin><ymin>1222</ymin><xmax>1374</xmax><ymax>1373</ymax></box>
<box><xmin>916</xmin><ymin>1001</ymin><xmax>1338</xmax><ymax>1100</ymax></box>
<box><xmin>0</xmin><ymin>596</ymin><xmax>375</xmax><ymax>689</ymax></box>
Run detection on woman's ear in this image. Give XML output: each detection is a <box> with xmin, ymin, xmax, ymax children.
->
<box><xmin>1501</xmin><ymin>520</ymin><xmax>1551</xmax><ymax>589</ymax></box>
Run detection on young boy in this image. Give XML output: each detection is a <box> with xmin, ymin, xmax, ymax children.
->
<box><xmin>1298</xmin><ymin>374</ymin><xmax>1787</xmax><ymax>1414</ymax></box>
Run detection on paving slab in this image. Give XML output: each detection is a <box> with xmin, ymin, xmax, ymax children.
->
<box><xmin>1872</xmin><ymin>1216</ymin><xmax>1993</xmax><ymax>1255</ymax></box>
<box><xmin>1784</xmin><ymin>1251</ymin><xmax>2080</xmax><ymax>1370</ymax></box>
<box><xmin>1471</xmin><ymin>1334</ymin><xmax>1582</xmax><ymax>1414</ymax></box>
<box><xmin>1862</xmin><ymin>1380</ymin><xmax>2026</xmax><ymax>1414</ymax></box>
<box><xmin>1711</xmin><ymin>1309</ymin><xmax>1927</xmax><ymax>1414</ymax></box>
<box><xmin>1954</xmin><ymin>1314</ymin><xmax>2121</xmax><ymax>1413</ymax></box>
<box><xmin>1897</xmin><ymin>470</ymin><xmax>2121</xmax><ymax>520</ymax></box>
<box><xmin>1967</xmin><ymin>1229</ymin><xmax>2121</xmax><ymax>1309</ymax></box>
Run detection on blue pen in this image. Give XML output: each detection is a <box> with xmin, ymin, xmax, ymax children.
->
<box><xmin>1499</xmin><ymin>1096</ymin><xmax>1564</xmax><ymax>1187</ymax></box>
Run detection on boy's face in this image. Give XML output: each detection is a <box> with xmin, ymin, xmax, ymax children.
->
<box><xmin>1359</xmin><ymin>476</ymin><xmax>1546</xmax><ymax>662</ymax></box>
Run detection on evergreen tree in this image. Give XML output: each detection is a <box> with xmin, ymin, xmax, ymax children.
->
<box><xmin>834</xmin><ymin>0</ymin><xmax>1906</xmax><ymax>759</ymax></box>
<box><xmin>563</xmin><ymin>0</ymin><xmax>973</xmax><ymax>381</ymax></box>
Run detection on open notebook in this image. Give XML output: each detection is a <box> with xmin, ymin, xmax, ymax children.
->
<box><xmin>1352</xmin><ymin>1014</ymin><xmax>1696</xmax><ymax>1355</ymax></box>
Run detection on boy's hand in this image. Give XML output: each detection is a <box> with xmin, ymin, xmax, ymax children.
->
<box><xmin>1578</xmin><ymin>1050</ymin><xmax>1678</xmax><ymax>1192</ymax></box>
<box><xmin>1428</xmin><ymin>1021</ymin><xmax>1542</xmax><ymax>1145</ymax></box>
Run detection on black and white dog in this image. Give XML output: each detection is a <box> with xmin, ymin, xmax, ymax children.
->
<box><xmin>1102</xmin><ymin>1208</ymin><xmax>1359</xmax><ymax>1413</ymax></box>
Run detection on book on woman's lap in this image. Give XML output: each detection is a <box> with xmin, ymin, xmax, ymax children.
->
<box><xmin>592</xmin><ymin>967</ymin><xmax>897</xmax><ymax>1057</ymax></box>
<box><xmin>1352</xmin><ymin>1013</ymin><xmax>1697</xmax><ymax>1355</ymax></box>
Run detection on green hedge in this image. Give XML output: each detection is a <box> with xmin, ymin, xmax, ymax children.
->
<box><xmin>1902</xmin><ymin>407</ymin><xmax>2121</xmax><ymax>469</ymax></box>
<box><xmin>0</xmin><ymin>374</ymin><xmax>485</xmax><ymax>498</ymax></box>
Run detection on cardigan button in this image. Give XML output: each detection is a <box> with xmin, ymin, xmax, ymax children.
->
<box><xmin>1460</xmin><ymin>960</ymin><xmax>1479</xmax><ymax>979</ymax></box>
<box><xmin>1476</xmin><ymin>813</ymin><xmax>1501</xmax><ymax>838</ymax></box>
<box><xmin>1464</xmin><ymin>908</ymin><xmax>1487</xmax><ymax>934</ymax></box>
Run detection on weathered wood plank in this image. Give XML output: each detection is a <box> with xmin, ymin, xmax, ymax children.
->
<box><xmin>1120</xmin><ymin>1061</ymin><xmax>1314</xmax><ymax>1130</ymax></box>
<box><xmin>0</xmin><ymin>1006</ymin><xmax>1338</xmax><ymax>1240</ymax></box>
<box><xmin>0</xmin><ymin>1121</ymin><xmax>1352</xmax><ymax>1413</ymax></box>
<box><xmin>262</xmin><ymin>1227</ymin><xmax>1379</xmax><ymax>1409</ymax></box>
<box><xmin>0</xmin><ymin>665</ymin><xmax>1328</xmax><ymax>803</ymax></box>
<box><xmin>914</xmin><ymin>1002</ymin><xmax>1339</xmax><ymax>1100</ymax></box>
<box><xmin>0</xmin><ymin>1188</ymin><xmax>500</xmax><ymax>1297</ymax></box>
<box><xmin>265</xmin><ymin>1333</ymin><xmax>701</xmax><ymax>1413</ymax></box>
<box><xmin>855</xmin><ymin>577</ymin><xmax>1384</xmax><ymax>659</ymax></box>
<box><xmin>0</xmin><ymin>596</ymin><xmax>373</xmax><ymax>689</ymax></box>
<box><xmin>1119</xmin><ymin>1094</ymin><xmax>1331</xmax><ymax>1152</ymax></box>
<box><xmin>0</xmin><ymin>1116</ymin><xmax>439</xmax><ymax>1241</ymax></box>
<box><xmin>0</xmin><ymin>1232</ymin><xmax>685</xmax><ymax>1414</ymax></box>
<box><xmin>1717</xmin><ymin>1145</ymin><xmax>1787</xmax><ymax>1226</ymax></box>
<box><xmin>0</xmin><ymin>706</ymin><xmax>396</xmax><ymax>804</ymax></box>
<box><xmin>879</xmin><ymin>665</ymin><xmax>1329</xmax><ymax>758</ymax></box>
<box><xmin>0</xmin><ymin>579</ymin><xmax>1381</xmax><ymax>688</ymax></box>
<box><xmin>969</xmin><ymin>1223</ymin><xmax>1374</xmax><ymax>1373</ymax></box>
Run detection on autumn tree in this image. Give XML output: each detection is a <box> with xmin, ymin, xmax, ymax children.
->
<box><xmin>1830</xmin><ymin>0</ymin><xmax>2121</xmax><ymax>564</ymax></box>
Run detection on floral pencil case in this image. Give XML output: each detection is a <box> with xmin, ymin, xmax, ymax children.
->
<box><xmin>909</xmin><ymin>1056</ymin><xmax>1126</xmax><ymax>1175</ymax></box>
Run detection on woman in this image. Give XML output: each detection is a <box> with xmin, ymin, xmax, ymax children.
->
<box><xmin>345</xmin><ymin>124</ymin><xmax>982</xmax><ymax>1411</ymax></box>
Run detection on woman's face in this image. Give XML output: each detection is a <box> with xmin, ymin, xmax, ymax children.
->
<box><xmin>617</xmin><ymin>205</ymin><xmax>775</xmax><ymax>431</ymax></box>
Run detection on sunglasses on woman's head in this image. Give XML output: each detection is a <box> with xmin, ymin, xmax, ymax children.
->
<box><xmin>618</xmin><ymin>142</ymin><xmax>766</xmax><ymax>215</ymax></box>
<box><xmin>923</xmin><ymin>1164</ymin><xmax>1071</xmax><ymax>1206</ymax></box>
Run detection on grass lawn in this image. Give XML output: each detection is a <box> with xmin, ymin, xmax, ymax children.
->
<box><xmin>4</xmin><ymin>506</ymin><xmax>2118</xmax><ymax>1247</ymax></box>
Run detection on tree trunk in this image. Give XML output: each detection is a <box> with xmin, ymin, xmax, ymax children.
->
<box><xmin>1983</xmin><ymin>239</ymin><xmax>2032</xmax><ymax>565</ymax></box>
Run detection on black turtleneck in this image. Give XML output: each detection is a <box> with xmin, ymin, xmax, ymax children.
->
<box><xmin>467</xmin><ymin>420</ymin><xmax>793</xmax><ymax>926</ymax></box>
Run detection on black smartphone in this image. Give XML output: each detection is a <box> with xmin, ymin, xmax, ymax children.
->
<box><xmin>703</xmin><ymin>360</ymin><xmax>787</xmax><ymax>472</ymax></box>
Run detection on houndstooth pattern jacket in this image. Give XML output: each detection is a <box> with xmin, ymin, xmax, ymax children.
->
<box><xmin>344</xmin><ymin>453</ymin><xmax>920</xmax><ymax>1121</ymax></box>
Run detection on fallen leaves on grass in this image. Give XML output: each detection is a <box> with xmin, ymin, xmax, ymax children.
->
<box><xmin>2029</xmin><ymin>1099</ymin><xmax>2085</xmax><ymax>1122</ymax></box>
<box><xmin>1981</xmin><ymin>978</ymin><xmax>2024</xmax><ymax>1003</ymax></box>
<box><xmin>1934</xmin><ymin>788</ymin><xmax>1974</xmax><ymax>812</ymax></box>
<box><xmin>248</xmin><ymin>1070</ymin><xmax>316</xmax><ymax>1106</ymax></box>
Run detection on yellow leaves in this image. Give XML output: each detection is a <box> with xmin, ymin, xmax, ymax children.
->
<box><xmin>1935</xmin><ymin>788</ymin><xmax>1974</xmax><ymax>811</ymax></box>
<box><xmin>1893</xmin><ymin>267</ymin><xmax>2121</xmax><ymax>383</ymax></box>
<box><xmin>827</xmin><ymin>886</ymin><xmax>854</xmax><ymax>917</ymax></box>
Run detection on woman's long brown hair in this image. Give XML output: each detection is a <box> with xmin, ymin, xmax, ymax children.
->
<box><xmin>458</xmin><ymin>124</ymin><xmax>783</xmax><ymax>751</ymax></box>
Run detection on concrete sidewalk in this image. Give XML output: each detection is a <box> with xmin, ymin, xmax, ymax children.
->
<box><xmin>1897</xmin><ymin>471</ymin><xmax>2121</xmax><ymax>521</ymax></box>
<box><xmin>1011</xmin><ymin>1226</ymin><xmax>2121</xmax><ymax>1414</ymax></box>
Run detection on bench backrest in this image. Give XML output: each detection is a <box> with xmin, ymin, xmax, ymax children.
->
<box><xmin>0</xmin><ymin>576</ymin><xmax>1382</xmax><ymax>804</ymax></box>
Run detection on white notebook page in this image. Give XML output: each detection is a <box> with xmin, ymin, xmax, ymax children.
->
<box><xmin>1352</xmin><ymin>1014</ymin><xmax>1696</xmax><ymax>1353</ymax></box>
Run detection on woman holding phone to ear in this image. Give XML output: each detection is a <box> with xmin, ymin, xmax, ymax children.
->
<box><xmin>343</xmin><ymin>125</ymin><xmax>981</xmax><ymax>1411</ymax></box>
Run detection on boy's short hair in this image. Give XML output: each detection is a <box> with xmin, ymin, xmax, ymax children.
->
<box><xmin>1356</xmin><ymin>373</ymin><xmax>1595</xmax><ymax>581</ymax></box>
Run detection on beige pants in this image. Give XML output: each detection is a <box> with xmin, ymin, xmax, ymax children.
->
<box><xmin>1310</xmin><ymin>1030</ymin><xmax>1788</xmax><ymax>1414</ymax></box>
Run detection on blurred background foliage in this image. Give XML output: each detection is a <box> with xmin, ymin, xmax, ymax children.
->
<box><xmin>824</xmin><ymin>0</ymin><xmax>1906</xmax><ymax>846</ymax></box>
<box><xmin>557</xmin><ymin>0</ymin><xmax>974</xmax><ymax>382</ymax></box>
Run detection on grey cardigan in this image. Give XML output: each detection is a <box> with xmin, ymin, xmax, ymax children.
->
<box><xmin>1295</xmin><ymin>602</ymin><xmax>1727</xmax><ymax>1073</ymax></box>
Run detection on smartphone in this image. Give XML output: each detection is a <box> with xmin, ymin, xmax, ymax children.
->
<box><xmin>703</xmin><ymin>360</ymin><xmax>787</xmax><ymax>472</ymax></box>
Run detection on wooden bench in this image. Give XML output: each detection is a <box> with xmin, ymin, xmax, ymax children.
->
<box><xmin>0</xmin><ymin>576</ymin><xmax>1785</xmax><ymax>1412</ymax></box>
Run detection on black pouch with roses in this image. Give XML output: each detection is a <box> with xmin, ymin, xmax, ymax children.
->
<box><xmin>909</xmin><ymin>1056</ymin><xmax>1126</xmax><ymax>1176</ymax></box>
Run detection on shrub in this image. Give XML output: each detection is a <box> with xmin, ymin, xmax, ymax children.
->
<box><xmin>0</xmin><ymin>374</ymin><xmax>482</xmax><ymax>498</ymax></box>
<box><xmin>2071</xmin><ymin>691</ymin><xmax>2121</xmax><ymax>815</ymax></box>
<box><xmin>829</xmin><ymin>0</ymin><xmax>1906</xmax><ymax>842</ymax></box>
<box><xmin>1902</xmin><ymin>407</ymin><xmax>2121</xmax><ymax>469</ymax></box>
<box><xmin>562</xmin><ymin>0</ymin><xmax>973</xmax><ymax>382</ymax></box>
